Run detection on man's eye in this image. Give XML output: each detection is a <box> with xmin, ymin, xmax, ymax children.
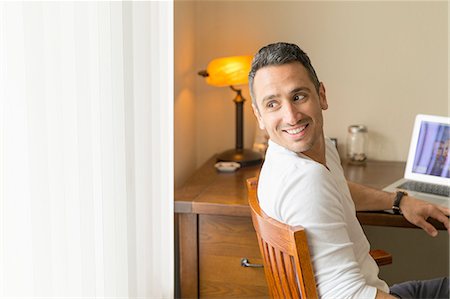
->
<box><xmin>267</xmin><ymin>101</ymin><xmax>278</xmax><ymax>108</ymax></box>
<box><xmin>293</xmin><ymin>94</ymin><xmax>305</xmax><ymax>102</ymax></box>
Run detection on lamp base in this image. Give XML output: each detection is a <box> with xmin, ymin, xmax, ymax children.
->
<box><xmin>217</xmin><ymin>148</ymin><xmax>263</xmax><ymax>167</ymax></box>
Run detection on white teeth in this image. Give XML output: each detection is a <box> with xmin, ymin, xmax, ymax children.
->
<box><xmin>286</xmin><ymin>125</ymin><xmax>306</xmax><ymax>135</ymax></box>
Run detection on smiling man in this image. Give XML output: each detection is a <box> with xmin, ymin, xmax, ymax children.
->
<box><xmin>249</xmin><ymin>42</ymin><xmax>449</xmax><ymax>299</ymax></box>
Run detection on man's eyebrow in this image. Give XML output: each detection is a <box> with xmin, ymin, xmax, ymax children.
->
<box><xmin>260</xmin><ymin>94</ymin><xmax>280</xmax><ymax>106</ymax></box>
<box><xmin>260</xmin><ymin>87</ymin><xmax>312</xmax><ymax>105</ymax></box>
<box><xmin>290</xmin><ymin>87</ymin><xmax>311</xmax><ymax>95</ymax></box>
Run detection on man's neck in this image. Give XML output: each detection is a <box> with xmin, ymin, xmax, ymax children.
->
<box><xmin>300</xmin><ymin>137</ymin><xmax>327</xmax><ymax>168</ymax></box>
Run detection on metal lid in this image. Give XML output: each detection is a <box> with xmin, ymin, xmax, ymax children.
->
<box><xmin>348</xmin><ymin>125</ymin><xmax>367</xmax><ymax>133</ymax></box>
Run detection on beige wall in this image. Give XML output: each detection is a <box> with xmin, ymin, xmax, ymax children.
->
<box><xmin>174</xmin><ymin>1</ymin><xmax>197</xmax><ymax>188</ymax></box>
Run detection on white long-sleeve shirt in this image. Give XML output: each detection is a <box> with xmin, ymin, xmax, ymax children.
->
<box><xmin>258</xmin><ymin>138</ymin><xmax>389</xmax><ymax>298</ymax></box>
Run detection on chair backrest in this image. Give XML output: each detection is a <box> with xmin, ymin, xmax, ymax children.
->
<box><xmin>246</xmin><ymin>177</ymin><xmax>318</xmax><ymax>299</ymax></box>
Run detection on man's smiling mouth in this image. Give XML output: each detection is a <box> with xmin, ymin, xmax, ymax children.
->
<box><xmin>284</xmin><ymin>124</ymin><xmax>308</xmax><ymax>135</ymax></box>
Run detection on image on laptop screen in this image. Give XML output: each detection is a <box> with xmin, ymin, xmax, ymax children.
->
<box><xmin>412</xmin><ymin>121</ymin><xmax>450</xmax><ymax>179</ymax></box>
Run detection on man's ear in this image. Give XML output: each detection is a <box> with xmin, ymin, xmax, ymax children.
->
<box><xmin>252</xmin><ymin>104</ymin><xmax>265</xmax><ymax>130</ymax></box>
<box><xmin>319</xmin><ymin>82</ymin><xmax>328</xmax><ymax>110</ymax></box>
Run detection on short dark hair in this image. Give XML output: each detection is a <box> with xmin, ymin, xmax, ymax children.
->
<box><xmin>248</xmin><ymin>42</ymin><xmax>320</xmax><ymax>107</ymax></box>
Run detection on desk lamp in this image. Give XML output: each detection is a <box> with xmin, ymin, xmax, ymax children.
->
<box><xmin>198</xmin><ymin>55</ymin><xmax>263</xmax><ymax>167</ymax></box>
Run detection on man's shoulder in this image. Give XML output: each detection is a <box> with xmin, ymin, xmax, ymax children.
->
<box><xmin>259</xmin><ymin>153</ymin><xmax>334</xmax><ymax>204</ymax></box>
<box><xmin>258</xmin><ymin>156</ymin><xmax>343</xmax><ymax>226</ymax></box>
<box><xmin>262</xmin><ymin>150</ymin><xmax>329</xmax><ymax>180</ymax></box>
<box><xmin>261</xmin><ymin>139</ymin><xmax>337</xmax><ymax>192</ymax></box>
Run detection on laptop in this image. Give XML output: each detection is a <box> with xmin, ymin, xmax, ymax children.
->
<box><xmin>383</xmin><ymin>114</ymin><xmax>450</xmax><ymax>208</ymax></box>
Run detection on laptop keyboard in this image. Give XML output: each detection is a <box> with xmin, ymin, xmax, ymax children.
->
<box><xmin>398</xmin><ymin>181</ymin><xmax>450</xmax><ymax>197</ymax></box>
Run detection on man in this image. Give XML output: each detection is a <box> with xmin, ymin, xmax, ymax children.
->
<box><xmin>249</xmin><ymin>42</ymin><xmax>450</xmax><ymax>299</ymax></box>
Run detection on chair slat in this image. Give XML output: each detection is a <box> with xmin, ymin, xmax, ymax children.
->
<box><xmin>274</xmin><ymin>249</ymin><xmax>290</xmax><ymax>298</ymax></box>
<box><xmin>268</xmin><ymin>245</ymin><xmax>284</xmax><ymax>296</ymax></box>
<box><xmin>284</xmin><ymin>254</ymin><xmax>300</xmax><ymax>298</ymax></box>
<box><xmin>261</xmin><ymin>239</ymin><xmax>279</xmax><ymax>298</ymax></box>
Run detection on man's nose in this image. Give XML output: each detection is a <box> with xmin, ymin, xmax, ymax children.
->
<box><xmin>282</xmin><ymin>102</ymin><xmax>300</xmax><ymax>125</ymax></box>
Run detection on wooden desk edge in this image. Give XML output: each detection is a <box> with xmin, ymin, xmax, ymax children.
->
<box><xmin>174</xmin><ymin>202</ymin><xmax>447</xmax><ymax>231</ymax></box>
<box><xmin>357</xmin><ymin>211</ymin><xmax>446</xmax><ymax>230</ymax></box>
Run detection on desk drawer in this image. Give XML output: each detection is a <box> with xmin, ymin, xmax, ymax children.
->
<box><xmin>199</xmin><ymin>214</ymin><xmax>269</xmax><ymax>298</ymax></box>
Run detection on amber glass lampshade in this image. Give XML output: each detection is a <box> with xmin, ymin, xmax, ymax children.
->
<box><xmin>198</xmin><ymin>55</ymin><xmax>262</xmax><ymax>167</ymax></box>
<box><xmin>205</xmin><ymin>55</ymin><xmax>253</xmax><ymax>87</ymax></box>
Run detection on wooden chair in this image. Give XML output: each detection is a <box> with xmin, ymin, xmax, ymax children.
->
<box><xmin>246</xmin><ymin>177</ymin><xmax>392</xmax><ymax>299</ymax></box>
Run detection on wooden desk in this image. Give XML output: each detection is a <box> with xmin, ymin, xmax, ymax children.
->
<box><xmin>175</xmin><ymin>157</ymin><xmax>445</xmax><ymax>298</ymax></box>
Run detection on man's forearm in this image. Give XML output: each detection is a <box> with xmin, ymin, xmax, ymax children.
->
<box><xmin>347</xmin><ymin>181</ymin><xmax>395</xmax><ymax>211</ymax></box>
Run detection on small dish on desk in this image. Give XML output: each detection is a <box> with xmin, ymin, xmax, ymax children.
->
<box><xmin>214</xmin><ymin>162</ymin><xmax>240</xmax><ymax>172</ymax></box>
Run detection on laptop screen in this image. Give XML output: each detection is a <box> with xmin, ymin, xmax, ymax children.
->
<box><xmin>412</xmin><ymin>121</ymin><xmax>450</xmax><ymax>179</ymax></box>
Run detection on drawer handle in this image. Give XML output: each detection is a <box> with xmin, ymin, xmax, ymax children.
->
<box><xmin>240</xmin><ymin>258</ymin><xmax>264</xmax><ymax>268</ymax></box>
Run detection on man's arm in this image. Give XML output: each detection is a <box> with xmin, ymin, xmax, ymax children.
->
<box><xmin>347</xmin><ymin>181</ymin><xmax>393</xmax><ymax>211</ymax></box>
<box><xmin>347</xmin><ymin>181</ymin><xmax>450</xmax><ymax>237</ymax></box>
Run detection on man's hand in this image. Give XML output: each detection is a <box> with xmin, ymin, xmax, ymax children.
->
<box><xmin>400</xmin><ymin>196</ymin><xmax>450</xmax><ymax>237</ymax></box>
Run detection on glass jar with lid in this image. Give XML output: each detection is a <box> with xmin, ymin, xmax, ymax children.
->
<box><xmin>347</xmin><ymin>125</ymin><xmax>368</xmax><ymax>164</ymax></box>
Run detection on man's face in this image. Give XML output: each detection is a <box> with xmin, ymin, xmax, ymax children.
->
<box><xmin>252</xmin><ymin>62</ymin><xmax>328</xmax><ymax>157</ymax></box>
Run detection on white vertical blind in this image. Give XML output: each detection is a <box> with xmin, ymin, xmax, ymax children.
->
<box><xmin>0</xmin><ymin>1</ymin><xmax>173</xmax><ymax>298</ymax></box>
